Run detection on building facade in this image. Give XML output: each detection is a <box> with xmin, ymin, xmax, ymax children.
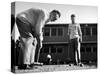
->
<box><xmin>39</xmin><ymin>23</ymin><xmax>97</xmax><ymax>65</ymax></box>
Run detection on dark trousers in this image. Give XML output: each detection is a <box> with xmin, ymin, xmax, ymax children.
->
<box><xmin>69</xmin><ymin>38</ymin><xmax>81</xmax><ymax>64</ymax></box>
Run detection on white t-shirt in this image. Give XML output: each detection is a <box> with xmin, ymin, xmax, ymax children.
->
<box><xmin>68</xmin><ymin>23</ymin><xmax>81</xmax><ymax>40</ymax></box>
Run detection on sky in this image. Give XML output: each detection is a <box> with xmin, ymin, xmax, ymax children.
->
<box><xmin>14</xmin><ymin>1</ymin><xmax>98</xmax><ymax>24</ymax></box>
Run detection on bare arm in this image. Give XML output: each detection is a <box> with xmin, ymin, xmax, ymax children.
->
<box><xmin>35</xmin><ymin>10</ymin><xmax>45</xmax><ymax>48</ymax></box>
<box><xmin>78</xmin><ymin>24</ymin><xmax>82</xmax><ymax>42</ymax></box>
<box><xmin>68</xmin><ymin>25</ymin><xmax>70</xmax><ymax>42</ymax></box>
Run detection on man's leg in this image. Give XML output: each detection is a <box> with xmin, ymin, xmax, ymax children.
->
<box><xmin>34</xmin><ymin>36</ymin><xmax>41</xmax><ymax>62</ymax></box>
<box><xmin>77</xmin><ymin>41</ymin><xmax>83</xmax><ymax>66</ymax></box>
<box><xmin>77</xmin><ymin>41</ymin><xmax>81</xmax><ymax>63</ymax></box>
<box><xmin>69</xmin><ymin>39</ymin><xmax>75</xmax><ymax>63</ymax></box>
<box><xmin>74</xmin><ymin>38</ymin><xmax>79</xmax><ymax>64</ymax></box>
<box><xmin>75</xmin><ymin>38</ymin><xmax>83</xmax><ymax>66</ymax></box>
<box><xmin>30</xmin><ymin>38</ymin><xmax>37</xmax><ymax>64</ymax></box>
<box><xmin>22</xmin><ymin>37</ymin><xmax>34</xmax><ymax>68</ymax></box>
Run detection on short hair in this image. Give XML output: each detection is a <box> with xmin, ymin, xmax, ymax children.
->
<box><xmin>71</xmin><ymin>14</ymin><xmax>75</xmax><ymax>17</ymax></box>
<box><xmin>51</xmin><ymin>10</ymin><xmax>61</xmax><ymax>17</ymax></box>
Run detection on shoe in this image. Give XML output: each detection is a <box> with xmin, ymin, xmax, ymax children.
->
<box><xmin>33</xmin><ymin>62</ymin><xmax>43</xmax><ymax>66</ymax></box>
<box><xmin>69</xmin><ymin>64</ymin><xmax>72</xmax><ymax>66</ymax></box>
<box><xmin>79</xmin><ymin>63</ymin><xmax>84</xmax><ymax>67</ymax></box>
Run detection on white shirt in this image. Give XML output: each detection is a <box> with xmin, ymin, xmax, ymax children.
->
<box><xmin>68</xmin><ymin>23</ymin><xmax>82</xmax><ymax>39</ymax></box>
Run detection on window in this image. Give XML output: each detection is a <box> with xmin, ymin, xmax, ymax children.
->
<box><xmin>86</xmin><ymin>47</ymin><xmax>91</xmax><ymax>52</ymax></box>
<box><xmin>44</xmin><ymin>47</ymin><xmax>49</xmax><ymax>53</ymax></box>
<box><xmin>57</xmin><ymin>48</ymin><xmax>63</xmax><ymax>53</ymax></box>
<box><xmin>51</xmin><ymin>28</ymin><xmax>57</xmax><ymax>36</ymax></box>
<box><xmin>93</xmin><ymin>47</ymin><xmax>97</xmax><ymax>53</ymax></box>
<box><xmin>51</xmin><ymin>47</ymin><xmax>56</xmax><ymax>53</ymax></box>
<box><xmin>92</xmin><ymin>27</ymin><xmax>97</xmax><ymax>35</ymax></box>
<box><xmin>58</xmin><ymin>28</ymin><xmax>63</xmax><ymax>36</ymax></box>
<box><xmin>81</xmin><ymin>28</ymin><xmax>85</xmax><ymax>36</ymax></box>
<box><xmin>85</xmin><ymin>28</ymin><xmax>91</xmax><ymax>35</ymax></box>
<box><xmin>81</xmin><ymin>47</ymin><xmax>85</xmax><ymax>53</ymax></box>
<box><xmin>43</xmin><ymin>28</ymin><xmax>50</xmax><ymax>36</ymax></box>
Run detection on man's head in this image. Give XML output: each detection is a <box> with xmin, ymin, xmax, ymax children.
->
<box><xmin>71</xmin><ymin>14</ymin><xmax>76</xmax><ymax>24</ymax></box>
<box><xmin>49</xmin><ymin>10</ymin><xmax>61</xmax><ymax>22</ymax></box>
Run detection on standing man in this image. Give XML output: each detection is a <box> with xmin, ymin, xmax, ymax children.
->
<box><xmin>16</xmin><ymin>8</ymin><xmax>61</xmax><ymax>69</ymax></box>
<box><xmin>68</xmin><ymin>14</ymin><xmax>83</xmax><ymax>66</ymax></box>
